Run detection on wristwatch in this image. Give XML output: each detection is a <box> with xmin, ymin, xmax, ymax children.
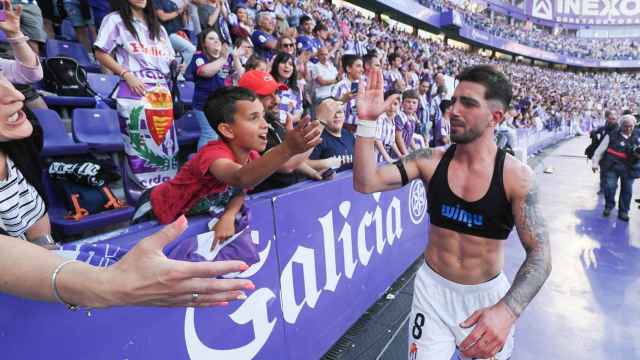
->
<box><xmin>31</xmin><ymin>234</ymin><xmax>57</xmax><ymax>247</ymax></box>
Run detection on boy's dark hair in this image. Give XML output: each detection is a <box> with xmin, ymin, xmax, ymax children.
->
<box><xmin>363</xmin><ymin>51</ymin><xmax>378</xmax><ymax>66</ymax></box>
<box><xmin>204</xmin><ymin>87</ymin><xmax>257</xmax><ymax>140</ymax></box>
<box><xmin>388</xmin><ymin>52</ymin><xmax>400</xmax><ymax>64</ymax></box>
<box><xmin>384</xmin><ymin>89</ymin><xmax>401</xmax><ymax>100</ymax></box>
<box><xmin>402</xmin><ymin>89</ymin><xmax>420</xmax><ymax>101</ymax></box>
<box><xmin>341</xmin><ymin>54</ymin><xmax>362</xmax><ymax>73</ymax></box>
<box><xmin>244</xmin><ymin>54</ymin><xmax>267</xmax><ymax>71</ymax></box>
<box><xmin>300</xmin><ymin>15</ymin><xmax>313</xmax><ymax>26</ymax></box>
<box><xmin>439</xmin><ymin>99</ymin><xmax>452</xmax><ymax>114</ymax></box>
<box><xmin>313</xmin><ymin>22</ymin><xmax>328</xmax><ymax>34</ymax></box>
<box><xmin>457</xmin><ymin>65</ymin><xmax>512</xmax><ymax>109</ymax></box>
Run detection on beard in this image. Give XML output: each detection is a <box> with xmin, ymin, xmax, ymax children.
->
<box><xmin>450</xmin><ymin>125</ymin><xmax>483</xmax><ymax>144</ymax></box>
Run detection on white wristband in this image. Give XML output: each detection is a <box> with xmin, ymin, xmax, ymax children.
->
<box><xmin>355</xmin><ymin>123</ymin><xmax>377</xmax><ymax>138</ymax></box>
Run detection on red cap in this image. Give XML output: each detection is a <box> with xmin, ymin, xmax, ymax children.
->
<box><xmin>238</xmin><ymin>70</ymin><xmax>288</xmax><ymax>96</ymax></box>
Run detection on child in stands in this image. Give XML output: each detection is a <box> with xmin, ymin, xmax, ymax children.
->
<box><xmin>133</xmin><ymin>86</ymin><xmax>322</xmax><ymax>245</ymax></box>
<box><xmin>186</xmin><ymin>28</ymin><xmax>244</xmax><ymax>150</ymax></box>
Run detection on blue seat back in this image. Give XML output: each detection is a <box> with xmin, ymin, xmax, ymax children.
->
<box><xmin>72</xmin><ymin>108</ymin><xmax>123</xmax><ymax>152</ymax></box>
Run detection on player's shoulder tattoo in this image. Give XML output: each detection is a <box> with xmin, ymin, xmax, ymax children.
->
<box><xmin>403</xmin><ymin>148</ymin><xmax>434</xmax><ymax>163</ymax></box>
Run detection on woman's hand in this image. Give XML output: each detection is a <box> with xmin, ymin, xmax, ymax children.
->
<box><xmin>123</xmin><ymin>72</ymin><xmax>147</xmax><ymax>97</ymax></box>
<box><xmin>102</xmin><ymin>216</ymin><xmax>253</xmax><ymax>307</ymax></box>
<box><xmin>0</xmin><ymin>0</ymin><xmax>23</xmax><ymax>37</ymax></box>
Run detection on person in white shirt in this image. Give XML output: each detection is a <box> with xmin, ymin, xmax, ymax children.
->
<box><xmin>310</xmin><ymin>47</ymin><xmax>338</xmax><ymax>102</ymax></box>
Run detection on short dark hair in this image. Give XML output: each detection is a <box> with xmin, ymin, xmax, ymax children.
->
<box><xmin>402</xmin><ymin>89</ymin><xmax>420</xmax><ymax>101</ymax></box>
<box><xmin>300</xmin><ymin>15</ymin><xmax>312</xmax><ymax>25</ymax></box>
<box><xmin>204</xmin><ymin>87</ymin><xmax>257</xmax><ymax>140</ymax></box>
<box><xmin>313</xmin><ymin>22</ymin><xmax>328</xmax><ymax>33</ymax></box>
<box><xmin>244</xmin><ymin>54</ymin><xmax>267</xmax><ymax>71</ymax></box>
<box><xmin>384</xmin><ymin>89</ymin><xmax>401</xmax><ymax>100</ymax></box>
<box><xmin>439</xmin><ymin>99</ymin><xmax>452</xmax><ymax>114</ymax></box>
<box><xmin>604</xmin><ymin>110</ymin><xmax>614</xmax><ymax>118</ymax></box>
<box><xmin>388</xmin><ymin>52</ymin><xmax>400</xmax><ymax>64</ymax></box>
<box><xmin>341</xmin><ymin>54</ymin><xmax>362</xmax><ymax>73</ymax></box>
<box><xmin>363</xmin><ymin>51</ymin><xmax>378</xmax><ymax>65</ymax></box>
<box><xmin>457</xmin><ymin>65</ymin><xmax>512</xmax><ymax>109</ymax></box>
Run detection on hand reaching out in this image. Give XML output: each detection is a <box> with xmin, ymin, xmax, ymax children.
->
<box><xmin>283</xmin><ymin>117</ymin><xmax>322</xmax><ymax>155</ymax></box>
<box><xmin>211</xmin><ymin>215</ymin><xmax>236</xmax><ymax>251</ymax></box>
<box><xmin>103</xmin><ymin>216</ymin><xmax>254</xmax><ymax>307</ymax></box>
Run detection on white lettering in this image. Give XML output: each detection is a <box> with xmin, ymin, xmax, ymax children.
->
<box><xmin>582</xmin><ymin>0</ymin><xmax>599</xmax><ymax>15</ymax></box>
<box><xmin>600</xmin><ymin>0</ymin><xmax>622</xmax><ymax>16</ymax></box>
<box><xmin>620</xmin><ymin>0</ymin><xmax>640</xmax><ymax>15</ymax></box>
<box><xmin>319</xmin><ymin>210</ymin><xmax>342</xmax><ymax>291</ymax></box>
<box><xmin>357</xmin><ymin>210</ymin><xmax>375</xmax><ymax>266</ymax></box>
<box><xmin>280</xmin><ymin>246</ymin><xmax>322</xmax><ymax>324</ymax></box>
<box><xmin>184</xmin><ymin>288</ymin><xmax>276</xmax><ymax>360</ymax></box>
<box><xmin>386</xmin><ymin>197</ymin><xmax>403</xmax><ymax>246</ymax></box>
<box><xmin>338</xmin><ymin>201</ymin><xmax>358</xmax><ymax>280</ymax></box>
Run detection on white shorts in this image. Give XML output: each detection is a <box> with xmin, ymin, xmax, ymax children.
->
<box><xmin>408</xmin><ymin>262</ymin><xmax>515</xmax><ymax>360</ymax></box>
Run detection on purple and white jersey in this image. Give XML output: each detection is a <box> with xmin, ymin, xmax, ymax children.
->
<box><xmin>376</xmin><ymin>112</ymin><xmax>397</xmax><ymax>162</ymax></box>
<box><xmin>277</xmin><ymin>87</ymin><xmax>303</xmax><ymax>124</ymax></box>
<box><xmin>394</xmin><ymin>111</ymin><xmax>416</xmax><ymax>150</ymax></box>
<box><xmin>95</xmin><ymin>12</ymin><xmax>175</xmax><ymax>85</ymax></box>
<box><xmin>331</xmin><ymin>78</ymin><xmax>358</xmax><ymax>125</ymax></box>
<box><xmin>384</xmin><ymin>69</ymin><xmax>403</xmax><ymax>91</ymax></box>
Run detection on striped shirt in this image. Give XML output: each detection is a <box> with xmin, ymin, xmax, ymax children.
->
<box><xmin>0</xmin><ymin>157</ymin><xmax>46</xmax><ymax>238</ymax></box>
<box><xmin>277</xmin><ymin>87</ymin><xmax>303</xmax><ymax>124</ymax></box>
<box><xmin>376</xmin><ymin>112</ymin><xmax>398</xmax><ymax>163</ymax></box>
<box><xmin>395</xmin><ymin>111</ymin><xmax>416</xmax><ymax>151</ymax></box>
<box><xmin>331</xmin><ymin>78</ymin><xmax>358</xmax><ymax>125</ymax></box>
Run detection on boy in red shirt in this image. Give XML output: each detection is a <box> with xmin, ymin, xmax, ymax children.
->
<box><xmin>133</xmin><ymin>85</ymin><xmax>322</xmax><ymax>245</ymax></box>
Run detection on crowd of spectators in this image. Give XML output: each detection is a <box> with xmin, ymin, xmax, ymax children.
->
<box><xmin>417</xmin><ymin>0</ymin><xmax>640</xmax><ymax>61</ymax></box>
<box><xmin>2</xmin><ymin>0</ymin><xmax>640</xmax><ymax>244</ymax></box>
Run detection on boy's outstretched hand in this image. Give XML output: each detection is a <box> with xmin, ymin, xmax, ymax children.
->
<box><xmin>283</xmin><ymin>117</ymin><xmax>323</xmax><ymax>155</ymax></box>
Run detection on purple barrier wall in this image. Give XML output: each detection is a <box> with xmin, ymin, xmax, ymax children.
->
<box><xmin>0</xmin><ymin>175</ymin><xmax>428</xmax><ymax>359</ymax></box>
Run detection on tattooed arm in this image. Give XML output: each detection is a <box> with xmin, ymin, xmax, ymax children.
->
<box><xmin>459</xmin><ymin>164</ymin><xmax>551</xmax><ymax>359</ymax></box>
<box><xmin>502</xmin><ymin>168</ymin><xmax>552</xmax><ymax>317</ymax></box>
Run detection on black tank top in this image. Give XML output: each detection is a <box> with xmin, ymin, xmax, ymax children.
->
<box><xmin>427</xmin><ymin>145</ymin><xmax>514</xmax><ymax>240</ymax></box>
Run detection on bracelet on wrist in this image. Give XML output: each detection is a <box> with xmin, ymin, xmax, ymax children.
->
<box><xmin>51</xmin><ymin>260</ymin><xmax>92</xmax><ymax>316</ymax></box>
<box><xmin>6</xmin><ymin>35</ymin><xmax>30</xmax><ymax>44</ymax></box>
<box><xmin>119</xmin><ymin>69</ymin><xmax>131</xmax><ymax>78</ymax></box>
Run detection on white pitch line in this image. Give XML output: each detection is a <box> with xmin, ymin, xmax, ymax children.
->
<box><xmin>375</xmin><ymin>313</ymin><xmax>411</xmax><ymax>360</ymax></box>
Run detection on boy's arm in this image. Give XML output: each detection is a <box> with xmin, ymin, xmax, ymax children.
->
<box><xmin>296</xmin><ymin>162</ymin><xmax>323</xmax><ymax>180</ymax></box>
<box><xmin>395</xmin><ymin>131</ymin><xmax>408</xmax><ymax>156</ymax></box>
<box><xmin>211</xmin><ymin>192</ymin><xmax>245</xmax><ymax>249</ymax></box>
<box><xmin>210</xmin><ymin>119</ymin><xmax>322</xmax><ymax>188</ymax></box>
<box><xmin>375</xmin><ymin>140</ymin><xmax>393</xmax><ymax>163</ymax></box>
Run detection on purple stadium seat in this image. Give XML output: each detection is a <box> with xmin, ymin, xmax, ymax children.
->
<box><xmin>32</xmin><ymin>109</ymin><xmax>89</xmax><ymax>157</ymax></box>
<box><xmin>42</xmin><ymin>171</ymin><xmax>135</xmax><ymax>237</ymax></box>
<box><xmin>72</xmin><ymin>108</ymin><xmax>124</xmax><ymax>153</ymax></box>
<box><xmin>59</xmin><ymin>20</ymin><xmax>77</xmax><ymax>42</ymax></box>
<box><xmin>45</xmin><ymin>39</ymin><xmax>101</xmax><ymax>73</ymax></box>
<box><xmin>87</xmin><ymin>73</ymin><xmax>119</xmax><ymax>100</ymax></box>
<box><xmin>178</xmin><ymin>81</ymin><xmax>194</xmax><ymax>108</ymax></box>
<box><xmin>41</xmin><ymin>94</ymin><xmax>96</xmax><ymax>108</ymax></box>
<box><xmin>175</xmin><ymin>111</ymin><xmax>200</xmax><ymax>145</ymax></box>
